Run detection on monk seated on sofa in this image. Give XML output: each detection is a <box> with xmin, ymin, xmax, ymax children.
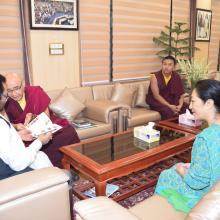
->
<box><xmin>146</xmin><ymin>55</ymin><xmax>188</xmax><ymax>119</ymax></box>
<box><xmin>4</xmin><ymin>72</ymin><xmax>80</xmax><ymax>168</ymax></box>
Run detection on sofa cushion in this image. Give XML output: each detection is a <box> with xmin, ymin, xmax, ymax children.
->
<box><xmin>111</xmin><ymin>83</ymin><xmax>135</xmax><ymax>106</ymax></box>
<box><xmin>130</xmin><ymin>194</ymin><xmax>187</xmax><ymax>220</ymax></box>
<box><xmin>49</xmin><ymin>88</ymin><xmax>85</xmax><ymax>122</ymax></box>
<box><xmin>135</xmin><ymin>84</ymin><xmax>149</xmax><ymax>108</ymax></box>
<box><xmin>186</xmin><ymin>181</ymin><xmax>220</xmax><ymax>220</ymax></box>
<box><xmin>75</xmin><ymin>196</ymin><xmax>139</xmax><ymax>220</ymax></box>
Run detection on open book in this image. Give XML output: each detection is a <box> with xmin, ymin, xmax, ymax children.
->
<box><xmin>83</xmin><ymin>184</ymin><xmax>119</xmax><ymax>198</ymax></box>
<box><xmin>26</xmin><ymin>112</ymin><xmax>62</xmax><ymax>137</ymax></box>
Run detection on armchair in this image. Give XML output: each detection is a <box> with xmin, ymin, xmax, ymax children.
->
<box><xmin>0</xmin><ymin>167</ymin><xmax>72</xmax><ymax>220</ymax></box>
<box><xmin>74</xmin><ymin>179</ymin><xmax>220</xmax><ymax>220</ymax></box>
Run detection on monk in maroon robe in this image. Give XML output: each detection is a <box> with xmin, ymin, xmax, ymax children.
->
<box><xmin>146</xmin><ymin>56</ymin><xmax>188</xmax><ymax>119</ymax></box>
<box><xmin>4</xmin><ymin>73</ymin><xmax>80</xmax><ymax>168</ymax></box>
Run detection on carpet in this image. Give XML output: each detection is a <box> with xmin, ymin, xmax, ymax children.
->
<box><xmin>72</xmin><ymin>149</ymin><xmax>191</xmax><ymax>209</ymax></box>
<box><xmin>118</xmin><ymin>186</ymin><xmax>155</xmax><ymax>208</ymax></box>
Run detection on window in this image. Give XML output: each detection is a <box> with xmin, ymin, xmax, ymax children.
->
<box><xmin>0</xmin><ymin>1</ymin><xmax>24</xmax><ymax>76</ymax></box>
<box><xmin>79</xmin><ymin>0</ymin><xmax>110</xmax><ymax>85</ymax></box>
<box><xmin>80</xmin><ymin>0</ymin><xmax>191</xmax><ymax>84</ymax></box>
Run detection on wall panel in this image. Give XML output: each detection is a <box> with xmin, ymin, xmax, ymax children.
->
<box><xmin>209</xmin><ymin>0</ymin><xmax>220</xmax><ymax>72</ymax></box>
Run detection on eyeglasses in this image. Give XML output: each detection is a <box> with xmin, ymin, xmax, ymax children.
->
<box><xmin>7</xmin><ymin>83</ymin><xmax>22</xmax><ymax>95</ymax></box>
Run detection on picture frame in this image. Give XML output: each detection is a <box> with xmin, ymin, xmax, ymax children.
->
<box><xmin>30</xmin><ymin>0</ymin><xmax>78</xmax><ymax>30</ymax></box>
<box><xmin>195</xmin><ymin>9</ymin><xmax>212</xmax><ymax>42</ymax></box>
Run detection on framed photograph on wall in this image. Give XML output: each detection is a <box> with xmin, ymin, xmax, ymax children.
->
<box><xmin>195</xmin><ymin>9</ymin><xmax>212</xmax><ymax>41</ymax></box>
<box><xmin>30</xmin><ymin>0</ymin><xmax>78</xmax><ymax>30</ymax></box>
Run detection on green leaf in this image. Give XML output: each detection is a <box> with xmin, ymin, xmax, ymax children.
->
<box><xmin>152</xmin><ymin>20</ymin><xmax>199</xmax><ymax>60</ymax></box>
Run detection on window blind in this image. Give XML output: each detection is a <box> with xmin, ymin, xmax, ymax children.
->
<box><xmin>209</xmin><ymin>0</ymin><xmax>220</xmax><ymax>72</ymax></box>
<box><xmin>0</xmin><ymin>0</ymin><xmax>24</xmax><ymax>75</ymax></box>
<box><xmin>173</xmin><ymin>0</ymin><xmax>190</xmax><ymax>25</ymax></box>
<box><xmin>112</xmin><ymin>0</ymin><xmax>170</xmax><ymax>81</ymax></box>
<box><xmin>79</xmin><ymin>0</ymin><xmax>110</xmax><ymax>85</ymax></box>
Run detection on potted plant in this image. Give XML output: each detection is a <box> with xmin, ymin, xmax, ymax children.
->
<box><xmin>178</xmin><ymin>59</ymin><xmax>210</xmax><ymax>89</ymax></box>
<box><xmin>153</xmin><ymin>22</ymin><xmax>199</xmax><ymax>60</ymax></box>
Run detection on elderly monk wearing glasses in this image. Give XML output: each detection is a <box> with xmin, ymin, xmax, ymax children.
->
<box><xmin>4</xmin><ymin>73</ymin><xmax>80</xmax><ymax>168</ymax></box>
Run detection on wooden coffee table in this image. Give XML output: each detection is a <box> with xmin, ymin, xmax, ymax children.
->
<box><xmin>60</xmin><ymin>125</ymin><xmax>195</xmax><ymax>200</ymax></box>
<box><xmin>159</xmin><ymin>117</ymin><xmax>202</xmax><ymax>134</ymax></box>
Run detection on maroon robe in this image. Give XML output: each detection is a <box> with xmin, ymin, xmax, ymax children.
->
<box><xmin>146</xmin><ymin>70</ymin><xmax>188</xmax><ymax>119</ymax></box>
<box><xmin>5</xmin><ymin>86</ymin><xmax>80</xmax><ymax>168</ymax></box>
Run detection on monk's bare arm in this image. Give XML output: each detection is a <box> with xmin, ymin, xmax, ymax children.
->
<box><xmin>177</xmin><ymin>94</ymin><xmax>185</xmax><ymax>110</ymax></box>
<box><xmin>44</xmin><ymin>107</ymin><xmax>50</xmax><ymax>118</ymax></box>
<box><xmin>150</xmin><ymin>74</ymin><xmax>172</xmax><ymax>108</ymax></box>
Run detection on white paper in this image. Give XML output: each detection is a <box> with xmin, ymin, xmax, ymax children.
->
<box><xmin>144</xmin><ymin>121</ymin><xmax>155</xmax><ymax>131</ymax></box>
<box><xmin>26</xmin><ymin>112</ymin><xmax>62</xmax><ymax>137</ymax></box>
<box><xmin>83</xmin><ymin>184</ymin><xmax>119</xmax><ymax>198</ymax></box>
<box><xmin>185</xmin><ymin>109</ymin><xmax>195</xmax><ymax>120</ymax></box>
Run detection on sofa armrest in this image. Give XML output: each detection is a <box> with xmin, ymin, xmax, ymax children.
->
<box><xmin>118</xmin><ymin>108</ymin><xmax>129</xmax><ymax>131</ymax></box>
<box><xmin>75</xmin><ymin>197</ymin><xmax>139</xmax><ymax>220</ymax></box>
<box><xmin>0</xmin><ymin>167</ymin><xmax>69</xmax><ymax>205</ymax></box>
<box><xmin>84</xmin><ymin>100</ymin><xmax>130</xmax><ymax>123</ymax></box>
<box><xmin>186</xmin><ymin>181</ymin><xmax>220</xmax><ymax>220</ymax></box>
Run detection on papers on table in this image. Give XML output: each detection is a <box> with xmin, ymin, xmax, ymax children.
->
<box><xmin>83</xmin><ymin>184</ymin><xmax>119</xmax><ymax>198</ymax></box>
<box><xmin>26</xmin><ymin>112</ymin><xmax>62</xmax><ymax>137</ymax></box>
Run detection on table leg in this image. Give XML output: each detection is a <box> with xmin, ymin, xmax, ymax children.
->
<box><xmin>62</xmin><ymin>157</ymin><xmax>71</xmax><ymax>170</ymax></box>
<box><xmin>95</xmin><ymin>180</ymin><xmax>107</xmax><ymax>196</ymax></box>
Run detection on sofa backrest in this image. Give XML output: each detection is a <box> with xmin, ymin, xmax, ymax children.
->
<box><xmin>47</xmin><ymin>86</ymin><xmax>94</xmax><ymax>104</ymax></box>
<box><xmin>92</xmin><ymin>84</ymin><xmax>114</xmax><ymax>100</ymax></box>
<box><xmin>92</xmin><ymin>80</ymin><xmax>150</xmax><ymax>107</ymax></box>
<box><xmin>47</xmin><ymin>80</ymin><xmax>150</xmax><ymax>102</ymax></box>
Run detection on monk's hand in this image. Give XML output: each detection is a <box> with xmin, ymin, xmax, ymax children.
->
<box><xmin>15</xmin><ymin>123</ymin><xmax>26</xmax><ymax>131</ymax></box>
<box><xmin>18</xmin><ymin>128</ymin><xmax>34</xmax><ymax>141</ymax></box>
<box><xmin>38</xmin><ymin>132</ymin><xmax>53</xmax><ymax>145</ymax></box>
<box><xmin>24</xmin><ymin>113</ymin><xmax>33</xmax><ymax>126</ymax></box>
<box><xmin>169</xmin><ymin>105</ymin><xmax>178</xmax><ymax>114</ymax></box>
<box><xmin>176</xmin><ymin>163</ymin><xmax>189</xmax><ymax>177</ymax></box>
<box><xmin>176</xmin><ymin>104</ymin><xmax>183</xmax><ymax>112</ymax></box>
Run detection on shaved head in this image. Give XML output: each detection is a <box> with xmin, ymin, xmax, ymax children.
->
<box><xmin>5</xmin><ymin>73</ymin><xmax>23</xmax><ymax>84</ymax></box>
<box><xmin>4</xmin><ymin>73</ymin><xmax>25</xmax><ymax>101</ymax></box>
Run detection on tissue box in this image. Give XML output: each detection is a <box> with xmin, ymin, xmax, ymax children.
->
<box><xmin>134</xmin><ymin>138</ymin><xmax>160</xmax><ymax>150</ymax></box>
<box><xmin>178</xmin><ymin>114</ymin><xmax>201</xmax><ymax>127</ymax></box>
<box><xmin>134</xmin><ymin>126</ymin><xmax>160</xmax><ymax>143</ymax></box>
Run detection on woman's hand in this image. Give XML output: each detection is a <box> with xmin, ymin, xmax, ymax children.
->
<box><xmin>18</xmin><ymin>128</ymin><xmax>34</xmax><ymax>141</ymax></box>
<box><xmin>176</xmin><ymin>163</ymin><xmax>190</xmax><ymax>177</ymax></box>
<box><xmin>38</xmin><ymin>132</ymin><xmax>52</xmax><ymax>145</ymax></box>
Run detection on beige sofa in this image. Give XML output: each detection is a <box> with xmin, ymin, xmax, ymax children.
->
<box><xmin>0</xmin><ymin>167</ymin><xmax>72</xmax><ymax>220</ymax></box>
<box><xmin>92</xmin><ymin>81</ymin><xmax>161</xmax><ymax>130</ymax></box>
<box><xmin>47</xmin><ymin>80</ymin><xmax>161</xmax><ymax>140</ymax></box>
<box><xmin>74</xmin><ymin>180</ymin><xmax>220</xmax><ymax>220</ymax></box>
